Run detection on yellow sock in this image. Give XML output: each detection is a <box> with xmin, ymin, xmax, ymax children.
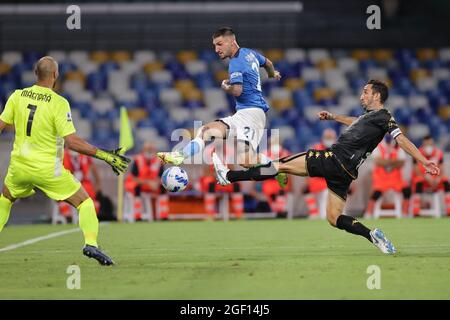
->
<box><xmin>77</xmin><ymin>198</ymin><xmax>99</xmax><ymax>247</ymax></box>
<box><xmin>0</xmin><ymin>195</ymin><xmax>13</xmax><ymax>233</ymax></box>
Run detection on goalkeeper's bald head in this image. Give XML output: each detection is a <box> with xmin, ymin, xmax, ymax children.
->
<box><xmin>35</xmin><ymin>56</ymin><xmax>59</xmax><ymax>83</ymax></box>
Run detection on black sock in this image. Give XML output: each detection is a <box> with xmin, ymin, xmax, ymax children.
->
<box><xmin>336</xmin><ymin>215</ymin><xmax>372</xmax><ymax>242</ymax></box>
<box><xmin>226</xmin><ymin>162</ymin><xmax>278</xmax><ymax>182</ymax></box>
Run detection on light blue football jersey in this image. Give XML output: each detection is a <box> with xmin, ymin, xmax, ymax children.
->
<box><xmin>228</xmin><ymin>47</ymin><xmax>269</xmax><ymax>112</ymax></box>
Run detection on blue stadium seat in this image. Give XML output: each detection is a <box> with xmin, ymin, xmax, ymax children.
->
<box><xmin>292</xmin><ymin>90</ymin><xmax>313</xmax><ymax>111</ymax></box>
<box><xmin>22</xmin><ymin>52</ymin><xmax>43</xmax><ymax>65</ymax></box>
<box><xmin>58</xmin><ymin>62</ymin><xmax>77</xmax><ymax>76</ymax></box>
<box><xmin>194</xmin><ymin>73</ymin><xmax>215</xmax><ymax>89</ymax></box>
<box><xmin>394</xmin><ymin>108</ymin><xmax>412</xmax><ymax>126</ymax></box>
<box><xmin>199</xmin><ymin>50</ymin><xmax>217</xmax><ymax>63</ymax></box>
<box><xmin>137</xmin><ymin>119</ymin><xmax>153</xmax><ymax>129</ymax></box>
<box><xmin>184</xmin><ymin>100</ymin><xmax>204</xmax><ymax>109</ymax></box>
<box><xmin>99</xmin><ymin>62</ymin><xmax>119</xmax><ymax>74</ymax></box>
<box><xmin>87</xmin><ymin>72</ymin><xmax>107</xmax><ymax>93</ymax></box>
<box><xmin>5</xmin><ymin>48</ymin><xmax>450</xmax><ymax>154</ymax></box>
<box><xmin>359</xmin><ymin>59</ymin><xmax>378</xmax><ymax>71</ymax></box>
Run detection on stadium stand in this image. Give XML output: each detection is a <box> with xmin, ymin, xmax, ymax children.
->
<box><xmin>2</xmin><ymin>48</ymin><xmax>450</xmax><ymax>220</ymax></box>
<box><xmin>2</xmin><ymin>48</ymin><xmax>450</xmax><ymax>153</ymax></box>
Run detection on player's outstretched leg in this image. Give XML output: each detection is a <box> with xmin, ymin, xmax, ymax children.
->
<box><xmin>0</xmin><ymin>187</ymin><xmax>14</xmax><ymax>233</ymax></box>
<box><xmin>236</xmin><ymin>140</ymin><xmax>288</xmax><ymax>188</ymax></box>
<box><xmin>157</xmin><ymin>121</ymin><xmax>227</xmax><ymax>165</ymax></box>
<box><xmin>326</xmin><ymin>191</ymin><xmax>396</xmax><ymax>254</ymax></box>
<box><xmin>213</xmin><ymin>151</ymin><xmax>308</xmax><ymax>186</ymax></box>
<box><xmin>66</xmin><ymin>187</ymin><xmax>115</xmax><ymax>266</ymax></box>
<box><xmin>212</xmin><ymin>152</ymin><xmax>280</xmax><ymax>185</ymax></box>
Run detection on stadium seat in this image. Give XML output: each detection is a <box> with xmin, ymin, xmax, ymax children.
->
<box><xmin>21</xmin><ymin>71</ymin><xmax>35</xmax><ymax>87</ymax></box>
<box><xmin>111</xmin><ymin>51</ymin><xmax>131</xmax><ymax>64</ymax></box>
<box><xmin>159</xmin><ymin>88</ymin><xmax>182</xmax><ymax>108</ymax></box>
<box><xmin>92</xmin><ymin>97</ymin><xmax>115</xmax><ymax>115</ymax></box>
<box><xmin>285</xmin><ymin>48</ymin><xmax>306</xmax><ymax>64</ymax></box>
<box><xmin>337</xmin><ymin>57</ymin><xmax>359</xmax><ymax>74</ymax></box>
<box><xmin>302</xmin><ymin>67</ymin><xmax>322</xmax><ymax>82</ymax></box>
<box><xmin>373</xmin><ymin>191</ymin><xmax>403</xmax><ymax>219</ymax></box>
<box><xmin>134</xmin><ymin>50</ymin><xmax>156</xmax><ymax>66</ymax></box>
<box><xmin>373</xmin><ymin>49</ymin><xmax>393</xmax><ymax>62</ymax></box>
<box><xmin>2</xmin><ymin>51</ymin><xmax>22</xmax><ymax>66</ymax></box>
<box><xmin>90</xmin><ymin>51</ymin><xmax>110</xmax><ymax>64</ymax></box>
<box><xmin>324</xmin><ymin>69</ymin><xmax>348</xmax><ymax>91</ymax></box>
<box><xmin>72</xmin><ymin>90</ymin><xmax>94</xmax><ymax>104</ymax></box>
<box><xmin>63</xmin><ymin>79</ymin><xmax>84</xmax><ymax>96</ymax></box>
<box><xmin>3</xmin><ymin>47</ymin><xmax>450</xmax><ymax>165</ymax></box>
<box><xmin>351</xmin><ymin>49</ymin><xmax>371</xmax><ymax>61</ymax></box>
<box><xmin>308</xmin><ymin>49</ymin><xmax>330</xmax><ymax>64</ymax></box>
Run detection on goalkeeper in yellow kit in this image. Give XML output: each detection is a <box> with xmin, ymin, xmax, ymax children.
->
<box><xmin>0</xmin><ymin>56</ymin><xmax>131</xmax><ymax>266</ymax></box>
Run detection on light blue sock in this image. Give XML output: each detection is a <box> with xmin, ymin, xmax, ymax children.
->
<box><xmin>259</xmin><ymin>153</ymin><xmax>273</xmax><ymax>165</ymax></box>
<box><xmin>182</xmin><ymin>137</ymin><xmax>205</xmax><ymax>158</ymax></box>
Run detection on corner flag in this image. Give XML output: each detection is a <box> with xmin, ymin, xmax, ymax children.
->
<box><xmin>117</xmin><ymin>107</ymin><xmax>134</xmax><ymax>222</ymax></box>
<box><xmin>119</xmin><ymin>107</ymin><xmax>134</xmax><ymax>154</ymax></box>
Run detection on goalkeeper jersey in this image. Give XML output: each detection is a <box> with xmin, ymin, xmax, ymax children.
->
<box><xmin>0</xmin><ymin>85</ymin><xmax>76</xmax><ymax>174</ymax></box>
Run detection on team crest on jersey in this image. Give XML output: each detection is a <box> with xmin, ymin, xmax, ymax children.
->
<box><xmin>388</xmin><ymin>116</ymin><xmax>396</xmax><ymax>128</ymax></box>
<box><xmin>67</xmin><ymin>111</ymin><xmax>72</xmax><ymax>122</ymax></box>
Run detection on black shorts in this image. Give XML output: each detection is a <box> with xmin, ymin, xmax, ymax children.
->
<box><xmin>305</xmin><ymin>149</ymin><xmax>353</xmax><ymax>201</ymax></box>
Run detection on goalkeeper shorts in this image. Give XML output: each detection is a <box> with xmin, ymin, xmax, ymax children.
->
<box><xmin>4</xmin><ymin>161</ymin><xmax>81</xmax><ymax>201</ymax></box>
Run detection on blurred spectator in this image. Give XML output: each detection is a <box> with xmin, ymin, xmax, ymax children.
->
<box><xmin>242</xmin><ymin>181</ymin><xmax>273</xmax><ymax>214</ymax></box>
<box><xmin>261</xmin><ymin>136</ymin><xmax>291</xmax><ymax>217</ymax></box>
<box><xmin>64</xmin><ymin>149</ymin><xmax>101</xmax><ymax>204</ymax></box>
<box><xmin>411</xmin><ymin>135</ymin><xmax>450</xmax><ymax>216</ymax></box>
<box><xmin>365</xmin><ymin>135</ymin><xmax>411</xmax><ymax>217</ymax></box>
<box><xmin>59</xmin><ymin>148</ymin><xmax>102</xmax><ymax>220</ymax></box>
<box><xmin>125</xmin><ymin>141</ymin><xmax>166</xmax><ymax>220</ymax></box>
<box><xmin>199</xmin><ymin>165</ymin><xmax>243</xmax><ymax>218</ymax></box>
<box><xmin>303</xmin><ymin>129</ymin><xmax>337</xmax><ymax>218</ymax></box>
<box><xmin>199</xmin><ymin>143</ymin><xmax>243</xmax><ymax>218</ymax></box>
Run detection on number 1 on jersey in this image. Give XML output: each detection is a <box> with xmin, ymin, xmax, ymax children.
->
<box><xmin>27</xmin><ymin>104</ymin><xmax>37</xmax><ymax>136</ymax></box>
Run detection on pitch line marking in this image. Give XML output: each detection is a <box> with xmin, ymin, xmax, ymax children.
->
<box><xmin>0</xmin><ymin>223</ymin><xmax>108</xmax><ymax>253</ymax></box>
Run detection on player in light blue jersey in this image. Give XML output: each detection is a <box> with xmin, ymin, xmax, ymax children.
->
<box><xmin>157</xmin><ymin>27</ymin><xmax>287</xmax><ymax>187</ymax></box>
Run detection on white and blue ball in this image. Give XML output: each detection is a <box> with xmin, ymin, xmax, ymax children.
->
<box><xmin>161</xmin><ymin>166</ymin><xmax>189</xmax><ymax>192</ymax></box>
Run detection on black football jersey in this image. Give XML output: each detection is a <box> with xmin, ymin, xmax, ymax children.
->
<box><xmin>331</xmin><ymin>108</ymin><xmax>402</xmax><ymax>179</ymax></box>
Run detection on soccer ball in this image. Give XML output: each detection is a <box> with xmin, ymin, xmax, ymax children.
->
<box><xmin>161</xmin><ymin>166</ymin><xmax>189</xmax><ymax>192</ymax></box>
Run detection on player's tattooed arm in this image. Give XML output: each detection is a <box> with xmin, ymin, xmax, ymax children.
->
<box><xmin>221</xmin><ymin>79</ymin><xmax>243</xmax><ymax>97</ymax></box>
<box><xmin>395</xmin><ymin>134</ymin><xmax>440</xmax><ymax>175</ymax></box>
<box><xmin>263</xmin><ymin>58</ymin><xmax>281</xmax><ymax>80</ymax></box>
<box><xmin>317</xmin><ymin>111</ymin><xmax>357</xmax><ymax>126</ymax></box>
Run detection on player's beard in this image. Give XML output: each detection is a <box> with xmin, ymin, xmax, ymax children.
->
<box><xmin>361</xmin><ymin>99</ymin><xmax>372</xmax><ymax>111</ymax></box>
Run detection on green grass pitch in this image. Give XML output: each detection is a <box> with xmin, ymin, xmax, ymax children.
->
<box><xmin>1</xmin><ymin>218</ymin><xmax>450</xmax><ymax>299</ymax></box>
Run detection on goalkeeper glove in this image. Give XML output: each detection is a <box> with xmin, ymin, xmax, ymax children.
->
<box><xmin>95</xmin><ymin>148</ymin><xmax>131</xmax><ymax>175</ymax></box>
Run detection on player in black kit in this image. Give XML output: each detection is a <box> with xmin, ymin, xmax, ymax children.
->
<box><xmin>212</xmin><ymin>80</ymin><xmax>440</xmax><ymax>254</ymax></box>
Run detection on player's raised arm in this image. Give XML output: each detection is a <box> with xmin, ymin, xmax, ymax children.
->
<box><xmin>395</xmin><ymin>134</ymin><xmax>440</xmax><ymax>176</ymax></box>
<box><xmin>317</xmin><ymin>110</ymin><xmax>357</xmax><ymax>126</ymax></box>
<box><xmin>64</xmin><ymin>134</ymin><xmax>131</xmax><ymax>176</ymax></box>
<box><xmin>262</xmin><ymin>58</ymin><xmax>281</xmax><ymax>80</ymax></box>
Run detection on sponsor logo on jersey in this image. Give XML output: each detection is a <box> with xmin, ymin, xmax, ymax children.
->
<box><xmin>230</xmin><ymin>72</ymin><xmax>242</xmax><ymax>80</ymax></box>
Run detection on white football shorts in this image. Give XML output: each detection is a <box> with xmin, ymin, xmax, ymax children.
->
<box><xmin>219</xmin><ymin>107</ymin><xmax>266</xmax><ymax>151</ymax></box>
